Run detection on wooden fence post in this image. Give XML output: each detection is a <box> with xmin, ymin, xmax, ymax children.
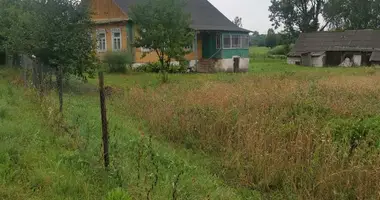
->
<box><xmin>57</xmin><ymin>66</ymin><xmax>63</xmax><ymax>112</ymax></box>
<box><xmin>98</xmin><ymin>71</ymin><xmax>109</xmax><ymax>169</ymax></box>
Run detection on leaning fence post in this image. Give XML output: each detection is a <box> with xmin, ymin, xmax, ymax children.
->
<box><xmin>98</xmin><ymin>71</ymin><xmax>109</xmax><ymax>169</ymax></box>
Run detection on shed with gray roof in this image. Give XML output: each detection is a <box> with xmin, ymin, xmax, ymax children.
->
<box><xmin>288</xmin><ymin>30</ymin><xmax>380</xmax><ymax>67</ymax></box>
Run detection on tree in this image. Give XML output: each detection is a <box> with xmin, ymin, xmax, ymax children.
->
<box><xmin>269</xmin><ymin>0</ymin><xmax>326</xmax><ymax>37</ymax></box>
<box><xmin>0</xmin><ymin>0</ymin><xmax>38</xmax><ymax>64</ymax></box>
<box><xmin>233</xmin><ymin>16</ymin><xmax>243</xmax><ymax>27</ymax></box>
<box><xmin>265</xmin><ymin>28</ymin><xmax>277</xmax><ymax>48</ymax></box>
<box><xmin>130</xmin><ymin>0</ymin><xmax>194</xmax><ymax>83</ymax></box>
<box><xmin>0</xmin><ymin>0</ymin><xmax>98</xmax><ymax>111</ymax></box>
<box><xmin>32</xmin><ymin>0</ymin><xmax>97</xmax><ymax>111</ymax></box>
<box><xmin>324</xmin><ymin>0</ymin><xmax>380</xmax><ymax>30</ymax></box>
<box><xmin>250</xmin><ymin>31</ymin><xmax>266</xmax><ymax>47</ymax></box>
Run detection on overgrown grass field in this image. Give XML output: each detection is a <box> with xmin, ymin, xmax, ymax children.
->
<box><xmin>2</xmin><ymin>58</ymin><xmax>380</xmax><ymax>199</ymax></box>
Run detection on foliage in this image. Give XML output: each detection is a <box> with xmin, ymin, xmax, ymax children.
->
<box><xmin>265</xmin><ymin>28</ymin><xmax>277</xmax><ymax>48</ymax></box>
<box><xmin>129</xmin><ymin>0</ymin><xmax>194</xmax><ymax>83</ymax></box>
<box><xmin>33</xmin><ymin>0</ymin><xmax>98</xmax><ymax>79</ymax></box>
<box><xmin>268</xmin><ymin>45</ymin><xmax>291</xmax><ymax>55</ymax></box>
<box><xmin>106</xmin><ymin>188</ymin><xmax>132</xmax><ymax>200</ymax></box>
<box><xmin>0</xmin><ymin>0</ymin><xmax>99</xmax><ymax>112</ymax></box>
<box><xmin>250</xmin><ymin>31</ymin><xmax>266</xmax><ymax>47</ymax></box>
<box><xmin>103</xmin><ymin>51</ymin><xmax>133</xmax><ymax>73</ymax></box>
<box><xmin>331</xmin><ymin>117</ymin><xmax>380</xmax><ymax>155</ymax></box>
<box><xmin>269</xmin><ymin>0</ymin><xmax>326</xmax><ymax>36</ymax></box>
<box><xmin>134</xmin><ymin>63</ymin><xmax>161</xmax><ymax>73</ymax></box>
<box><xmin>232</xmin><ymin>16</ymin><xmax>243</xmax><ymax>27</ymax></box>
<box><xmin>135</xmin><ymin>62</ymin><xmax>187</xmax><ymax>73</ymax></box>
<box><xmin>324</xmin><ymin>0</ymin><xmax>380</xmax><ymax>30</ymax></box>
<box><xmin>0</xmin><ymin>0</ymin><xmax>38</xmax><ymax>55</ymax></box>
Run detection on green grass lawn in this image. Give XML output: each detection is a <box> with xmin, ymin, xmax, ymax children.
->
<box><xmin>2</xmin><ymin>59</ymin><xmax>380</xmax><ymax>199</ymax></box>
<box><xmin>249</xmin><ymin>46</ymin><xmax>270</xmax><ymax>55</ymax></box>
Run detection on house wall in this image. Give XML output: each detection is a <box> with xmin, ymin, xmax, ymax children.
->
<box><xmin>221</xmin><ymin>32</ymin><xmax>249</xmax><ymax>59</ymax></box>
<box><xmin>215</xmin><ymin>57</ymin><xmax>249</xmax><ymax>72</ymax></box>
<box><xmin>95</xmin><ymin>23</ymin><xmax>129</xmax><ymax>58</ymax></box>
<box><xmin>301</xmin><ymin>54</ymin><xmax>312</xmax><ymax>66</ymax></box>
<box><xmin>90</xmin><ymin>0</ymin><xmax>127</xmax><ymax>20</ymax></box>
<box><xmin>222</xmin><ymin>49</ymin><xmax>249</xmax><ymax>59</ymax></box>
<box><xmin>353</xmin><ymin>54</ymin><xmax>362</xmax><ymax>66</ymax></box>
<box><xmin>287</xmin><ymin>56</ymin><xmax>300</xmax><ymax>65</ymax></box>
<box><xmin>134</xmin><ymin>33</ymin><xmax>203</xmax><ymax>63</ymax></box>
<box><xmin>311</xmin><ymin>54</ymin><xmax>325</xmax><ymax>67</ymax></box>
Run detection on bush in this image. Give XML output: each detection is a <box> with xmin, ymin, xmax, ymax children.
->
<box><xmin>103</xmin><ymin>52</ymin><xmax>133</xmax><ymax>73</ymax></box>
<box><xmin>268</xmin><ymin>45</ymin><xmax>288</xmax><ymax>55</ymax></box>
<box><xmin>268</xmin><ymin>44</ymin><xmax>294</xmax><ymax>56</ymax></box>
<box><xmin>135</xmin><ymin>62</ymin><xmax>187</xmax><ymax>73</ymax></box>
<box><xmin>134</xmin><ymin>62</ymin><xmax>161</xmax><ymax>73</ymax></box>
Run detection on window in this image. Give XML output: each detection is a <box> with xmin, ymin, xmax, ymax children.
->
<box><xmin>223</xmin><ymin>34</ymin><xmax>231</xmax><ymax>49</ymax></box>
<box><xmin>96</xmin><ymin>29</ymin><xmax>106</xmax><ymax>52</ymax></box>
<box><xmin>242</xmin><ymin>35</ymin><xmax>249</xmax><ymax>49</ymax></box>
<box><xmin>111</xmin><ymin>28</ymin><xmax>122</xmax><ymax>51</ymax></box>
<box><xmin>216</xmin><ymin>34</ymin><xmax>221</xmax><ymax>49</ymax></box>
<box><xmin>222</xmin><ymin>34</ymin><xmax>249</xmax><ymax>49</ymax></box>
<box><xmin>232</xmin><ymin>35</ymin><xmax>241</xmax><ymax>48</ymax></box>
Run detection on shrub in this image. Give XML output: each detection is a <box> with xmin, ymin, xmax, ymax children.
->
<box><xmin>135</xmin><ymin>62</ymin><xmax>187</xmax><ymax>73</ymax></box>
<box><xmin>134</xmin><ymin>62</ymin><xmax>161</xmax><ymax>73</ymax></box>
<box><xmin>268</xmin><ymin>45</ymin><xmax>288</xmax><ymax>55</ymax></box>
<box><xmin>103</xmin><ymin>52</ymin><xmax>133</xmax><ymax>73</ymax></box>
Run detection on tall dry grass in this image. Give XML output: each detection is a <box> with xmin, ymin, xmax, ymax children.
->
<box><xmin>117</xmin><ymin>75</ymin><xmax>380</xmax><ymax>199</ymax></box>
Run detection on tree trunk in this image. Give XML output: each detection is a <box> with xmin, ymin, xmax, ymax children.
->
<box><xmin>159</xmin><ymin>57</ymin><xmax>168</xmax><ymax>83</ymax></box>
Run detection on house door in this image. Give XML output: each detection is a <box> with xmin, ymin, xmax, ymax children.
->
<box><xmin>201</xmin><ymin>32</ymin><xmax>211</xmax><ymax>59</ymax></box>
<box><xmin>201</xmin><ymin>32</ymin><xmax>218</xmax><ymax>59</ymax></box>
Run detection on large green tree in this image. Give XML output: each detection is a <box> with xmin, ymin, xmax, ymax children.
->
<box><xmin>265</xmin><ymin>28</ymin><xmax>277</xmax><ymax>48</ymax></box>
<box><xmin>0</xmin><ymin>0</ymin><xmax>38</xmax><ymax>63</ymax></box>
<box><xmin>324</xmin><ymin>0</ymin><xmax>380</xmax><ymax>30</ymax></box>
<box><xmin>269</xmin><ymin>0</ymin><xmax>326</xmax><ymax>39</ymax></box>
<box><xmin>129</xmin><ymin>0</ymin><xmax>194</xmax><ymax>83</ymax></box>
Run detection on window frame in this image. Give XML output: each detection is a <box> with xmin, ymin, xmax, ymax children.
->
<box><xmin>231</xmin><ymin>34</ymin><xmax>241</xmax><ymax>49</ymax></box>
<box><xmin>223</xmin><ymin>34</ymin><xmax>232</xmax><ymax>49</ymax></box>
<box><xmin>111</xmin><ymin>28</ymin><xmax>122</xmax><ymax>51</ymax></box>
<box><xmin>96</xmin><ymin>29</ymin><xmax>107</xmax><ymax>52</ymax></box>
<box><xmin>222</xmin><ymin>34</ymin><xmax>249</xmax><ymax>50</ymax></box>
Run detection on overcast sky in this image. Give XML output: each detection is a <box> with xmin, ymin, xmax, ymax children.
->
<box><xmin>208</xmin><ymin>0</ymin><xmax>272</xmax><ymax>34</ymax></box>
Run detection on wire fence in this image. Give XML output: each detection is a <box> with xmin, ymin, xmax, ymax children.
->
<box><xmin>18</xmin><ymin>55</ymin><xmax>55</xmax><ymax>93</ymax></box>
